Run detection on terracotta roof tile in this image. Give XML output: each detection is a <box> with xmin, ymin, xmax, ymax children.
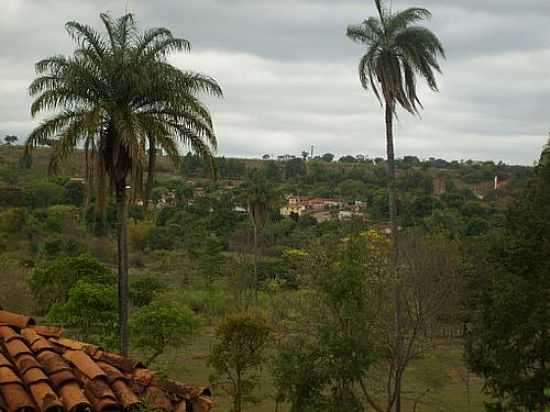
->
<box><xmin>28</xmin><ymin>327</ymin><xmax>63</xmax><ymax>339</ymax></box>
<box><xmin>0</xmin><ymin>311</ymin><xmax>35</xmax><ymax>329</ymax></box>
<box><xmin>0</xmin><ymin>311</ymin><xmax>212</xmax><ymax>412</ymax></box>
<box><xmin>63</xmin><ymin>352</ymin><xmax>105</xmax><ymax>381</ymax></box>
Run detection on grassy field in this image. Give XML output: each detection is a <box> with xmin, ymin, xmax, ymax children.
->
<box><xmin>148</xmin><ymin>332</ymin><xmax>487</xmax><ymax>412</ymax></box>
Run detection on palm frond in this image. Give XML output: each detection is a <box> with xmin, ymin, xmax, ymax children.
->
<box><xmin>99</xmin><ymin>13</ymin><xmax>117</xmax><ymax>51</ymax></box>
<box><xmin>386</xmin><ymin>8</ymin><xmax>431</xmax><ymax>35</ymax></box>
<box><xmin>347</xmin><ymin>0</ymin><xmax>444</xmax><ymax>115</ymax></box>
<box><xmin>65</xmin><ymin>21</ymin><xmax>106</xmax><ymax>58</ymax></box>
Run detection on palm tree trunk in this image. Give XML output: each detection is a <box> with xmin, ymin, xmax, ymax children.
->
<box><xmin>248</xmin><ymin>200</ymin><xmax>259</xmax><ymax>305</ymax></box>
<box><xmin>144</xmin><ymin>135</ymin><xmax>156</xmax><ymax>214</ymax></box>
<box><xmin>95</xmin><ymin>157</ymin><xmax>108</xmax><ymax>235</ymax></box>
<box><xmin>253</xmin><ymin>222</ymin><xmax>258</xmax><ymax>304</ymax></box>
<box><xmin>116</xmin><ymin>178</ymin><xmax>130</xmax><ymax>356</ymax></box>
<box><xmin>385</xmin><ymin>99</ymin><xmax>402</xmax><ymax>412</ymax></box>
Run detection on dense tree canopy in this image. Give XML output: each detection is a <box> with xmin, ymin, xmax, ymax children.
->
<box><xmin>465</xmin><ymin>162</ymin><xmax>550</xmax><ymax>412</ymax></box>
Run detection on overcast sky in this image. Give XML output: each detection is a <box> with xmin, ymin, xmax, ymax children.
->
<box><xmin>1</xmin><ymin>0</ymin><xmax>549</xmax><ymax>165</ymax></box>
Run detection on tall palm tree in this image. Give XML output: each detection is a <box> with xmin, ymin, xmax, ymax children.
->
<box><xmin>241</xmin><ymin>171</ymin><xmax>278</xmax><ymax>303</ymax></box>
<box><xmin>347</xmin><ymin>2</ymin><xmax>444</xmax><ymax>411</ymax></box>
<box><xmin>26</xmin><ymin>13</ymin><xmax>222</xmax><ymax>355</ymax></box>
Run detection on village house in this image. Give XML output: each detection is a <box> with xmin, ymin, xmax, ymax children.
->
<box><xmin>280</xmin><ymin>196</ymin><xmax>355</xmax><ymax>220</ymax></box>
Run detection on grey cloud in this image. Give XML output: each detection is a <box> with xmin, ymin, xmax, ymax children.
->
<box><xmin>0</xmin><ymin>0</ymin><xmax>548</xmax><ymax>164</ymax></box>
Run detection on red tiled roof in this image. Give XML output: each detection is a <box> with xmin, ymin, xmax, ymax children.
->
<box><xmin>0</xmin><ymin>310</ymin><xmax>212</xmax><ymax>412</ymax></box>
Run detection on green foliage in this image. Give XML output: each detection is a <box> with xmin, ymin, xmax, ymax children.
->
<box><xmin>321</xmin><ymin>153</ymin><xmax>335</xmax><ymax>162</ymax></box>
<box><xmin>263</xmin><ymin>160</ymin><xmax>282</xmax><ymax>182</ymax></box>
<box><xmin>424</xmin><ymin>208</ymin><xmax>464</xmax><ymax>236</ymax></box>
<box><xmin>129</xmin><ymin>277</ymin><xmax>166</xmax><ymax>307</ymax></box>
<box><xmin>465</xmin><ymin>162</ymin><xmax>550</xmax><ymax>412</ymax></box>
<box><xmin>209</xmin><ymin>313</ymin><xmax>271</xmax><ymax>412</ymax></box>
<box><xmin>182</xmin><ymin>287</ymin><xmax>232</xmax><ymax>318</ymax></box>
<box><xmin>197</xmin><ymin>235</ymin><xmax>226</xmax><ymax>280</ymax></box>
<box><xmin>45</xmin><ymin>205</ymin><xmax>77</xmax><ymax>233</ymax></box>
<box><xmin>336</xmin><ymin>179</ymin><xmax>367</xmax><ymax>199</ymax></box>
<box><xmin>128</xmin><ymin>222</ymin><xmax>154</xmax><ymax>252</ymax></box>
<box><xmin>63</xmin><ymin>181</ymin><xmax>84</xmax><ymax>206</ymax></box>
<box><xmin>4</xmin><ymin>135</ymin><xmax>18</xmax><ymax>145</ymax></box>
<box><xmin>285</xmin><ymin>158</ymin><xmax>306</xmax><ymax>180</ymax></box>
<box><xmin>48</xmin><ymin>280</ymin><xmax>118</xmax><ymax>347</ymax></box>
<box><xmin>24</xmin><ymin>180</ymin><xmax>65</xmax><ymax>209</ymax></box>
<box><xmin>0</xmin><ymin>208</ymin><xmax>28</xmax><ymax>234</ymax></box>
<box><xmin>274</xmin><ymin>234</ymin><xmax>385</xmax><ymax>411</ymax></box>
<box><xmin>29</xmin><ymin>254</ymin><xmax>115</xmax><ymax>314</ymax></box>
<box><xmin>130</xmin><ymin>296</ymin><xmax>200</xmax><ymax>365</ymax></box>
<box><xmin>128</xmin><ymin>204</ymin><xmax>145</xmax><ymax>222</ymax></box>
<box><xmin>42</xmin><ymin>236</ymin><xmax>83</xmax><ymax>259</ymax></box>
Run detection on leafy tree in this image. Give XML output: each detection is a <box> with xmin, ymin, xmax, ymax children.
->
<box><xmin>424</xmin><ymin>208</ymin><xmax>464</xmax><ymax>236</ymax></box>
<box><xmin>131</xmin><ymin>296</ymin><xmax>200</xmax><ymax>365</ymax></box>
<box><xmin>347</xmin><ymin>4</ymin><xmax>445</xmax><ymax>409</ymax></box>
<box><xmin>464</xmin><ymin>216</ymin><xmax>490</xmax><ymax>236</ymax></box>
<box><xmin>48</xmin><ymin>280</ymin><xmax>118</xmax><ymax>347</ymax></box>
<box><xmin>209</xmin><ymin>313</ymin><xmax>271</xmax><ymax>412</ymax></box>
<box><xmin>28</xmin><ymin>254</ymin><xmax>115</xmax><ymax>314</ymax></box>
<box><xmin>128</xmin><ymin>222</ymin><xmax>154</xmax><ymax>252</ymax></box>
<box><xmin>285</xmin><ymin>158</ymin><xmax>306</xmax><ymax>180</ymax></box>
<box><xmin>129</xmin><ymin>277</ymin><xmax>166</xmax><ymax>307</ymax></box>
<box><xmin>301</xmin><ymin>150</ymin><xmax>309</xmax><ymax>161</ymax></box>
<box><xmin>26</xmin><ymin>13</ymin><xmax>221</xmax><ymax>355</ymax></box>
<box><xmin>198</xmin><ymin>234</ymin><xmax>226</xmax><ymax>281</ymax></box>
<box><xmin>336</xmin><ymin>179</ymin><xmax>367</xmax><ymax>199</ymax></box>
<box><xmin>321</xmin><ymin>153</ymin><xmax>335</xmax><ymax>162</ymax></box>
<box><xmin>64</xmin><ymin>181</ymin><xmax>84</xmax><ymax>206</ymax></box>
<box><xmin>128</xmin><ymin>203</ymin><xmax>145</xmax><ymax>222</ymax></box>
<box><xmin>24</xmin><ymin>180</ymin><xmax>65</xmax><ymax>209</ymax></box>
<box><xmin>465</xmin><ymin>161</ymin><xmax>550</xmax><ymax>412</ymax></box>
<box><xmin>402</xmin><ymin>155</ymin><xmax>420</xmax><ymax>167</ymax></box>
<box><xmin>45</xmin><ymin>205</ymin><xmax>78</xmax><ymax>233</ymax></box>
<box><xmin>262</xmin><ymin>154</ymin><xmax>270</xmax><ymax>160</ymax></box>
<box><xmin>338</xmin><ymin>155</ymin><xmax>357</xmax><ymax>163</ymax></box>
<box><xmin>0</xmin><ymin>208</ymin><xmax>28</xmax><ymax>234</ymax></box>
<box><xmin>4</xmin><ymin>135</ymin><xmax>18</xmax><ymax>145</ymax></box>
<box><xmin>274</xmin><ymin>233</ymin><xmax>385</xmax><ymax>411</ymax></box>
<box><xmin>42</xmin><ymin>236</ymin><xmax>83</xmax><ymax>259</ymax></box>
<box><xmin>263</xmin><ymin>160</ymin><xmax>282</xmax><ymax>182</ymax></box>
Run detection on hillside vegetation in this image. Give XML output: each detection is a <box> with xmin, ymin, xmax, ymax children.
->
<box><xmin>1</xmin><ymin>144</ymin><xmax>545</xmax><ymax>411</ymax></box>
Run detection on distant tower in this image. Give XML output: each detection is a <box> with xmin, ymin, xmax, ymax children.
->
<box><xmin>310</xmin><ymin>145</ymin><xmax>314</xmax><ymax>158</ymax></box>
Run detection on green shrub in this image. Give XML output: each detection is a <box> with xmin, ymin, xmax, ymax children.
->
<box><xmin>24</xmin><ymin>180</ymin><xmax>65</xmax><ymax>209</ymax></box>
<box><xmin>63</xmin><ymin>181</ymin><xmax>84</xmax><ymax>206</ymax></box>
<box><xmin>42</xmin><ymin>236</ymin><xmax>83</xmax><ymax>259</ymax></box>
<box><xmin>29</xmin><ymin>254</ymin><xmax>115</xmax><ymax>314</ymax></box>
<box><xmin>48</xmin><ymin>279</ymin><xmax>118</xmax><ymax>347</ymax></box>
<box><xmin>45</xmin><ymin>205</ymin><xmax>77</xmax><ymax>233</ymax></box>
<box><xmin>0</xmin><ymin>208</ymin><xmax>28</xmax><ymax>234</ymax></box>
<box><xmin>130</xmin><ymin>296</ymin><xmax>200</xmax><ymax>365</ymax></box>
<box><xmin>129</xmin><ymin>277</ymin><xmax>166</xmax><ymax>307</ymax></box>
<box><xmin>208</xmin><ymin>313</ymin><xmax>271</xmax><ymax>412</ymax></box>
<box><xmin>129</xmin><ymin>222</ymin><xmax>154</xmax><ymax>252</ymax></box>
<box><xmin>183</xmin><ymin>288</ymin><xmax>232</xmax><ymax>318</ymax></box>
